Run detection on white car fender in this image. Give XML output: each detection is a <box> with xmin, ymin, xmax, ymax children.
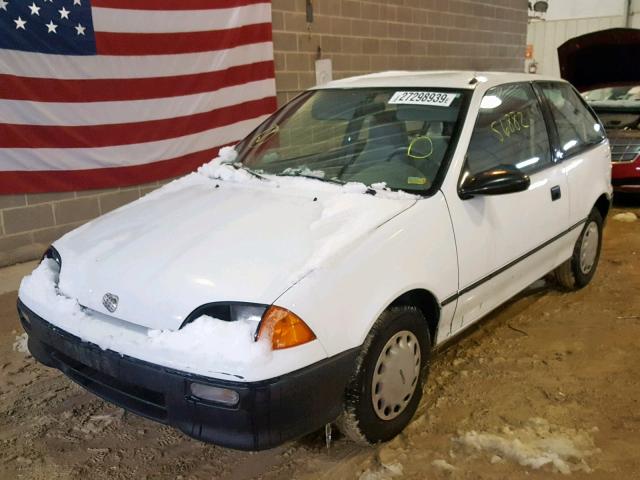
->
<box><xmin>274</xmin><ymin>191</ymin><xmax>459</xmax><ymax>358</ymax></box>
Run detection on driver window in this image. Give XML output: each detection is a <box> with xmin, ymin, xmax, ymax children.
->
<box><xmin>466</xmin><ymin>83</ymin><xmax>551</xmax><ymax>176</ymax></box>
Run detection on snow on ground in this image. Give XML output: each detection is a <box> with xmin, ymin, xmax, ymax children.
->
<box><xmin>18</xmin><ymin>259</ymin><xmax>271</xmax><ymax>378</ymax></box>
<box><xmin>431</xmin><ymin>459</ymin><xmax>456</xmax><ymax>472</ymax></box>
<box><xmin>455</xmin><ymin>417</ymin><xmax>599</xmax><ymax>474</ymax></box>
<box><xmin>12</xmin><ymin>332</ymin><xmax>29</xmax><ymax>355</ymax></box>
<box><xmin>612</xmin><ymin>212</ymin><xmax>638</xmax><ymax>223</ymax></box>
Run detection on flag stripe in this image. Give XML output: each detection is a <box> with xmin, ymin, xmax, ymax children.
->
<box><xmin>92</xmin><ymin>3</ymin><xmax>271</xmax><ymax>33</ymax></box>
<box><xmin>0</xmin><ymin>61</ymin><xmax>275</xmax><ymax>103</ymax></box>
<box><xmin>1</xmin><ymin>97</ymin><xmax>276</xmax><ymax>148</ymax></box>
<box><xmin>95</xmin><ymin>23</ymin><xmax>272</xmax><ymax>56</ymax></box>
<box><xmin>0</xmin><ymin>1</ymin><xmax>276</xmax><ymax>193</ymax></box>
<box><xmin>0</xmin><ymin>146</ymin><xmax>232</xmax><ymax>195</ymax></box>
<box><xmin>0</xmin><ymin>42</ymin><xmax>274</xmax><ymax>79</ymax></box>
<box><xmin>0</xmin><ymin>79</ymin><xmax>275</xmax><ymax>126</ymax></box>
<box><xmin>0</xmin><ymin>115</ymin><xmax>269</xmax><ymax>171</ymax></box>
<box><xmin>91</xmin><ymin>0</ymin><xmax>266</xmax><ymax>10</ymax></box>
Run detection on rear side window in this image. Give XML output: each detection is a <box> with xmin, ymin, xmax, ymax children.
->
<box><xmin>465</xmin><ymin>83</ymin><xmax>551</xmax><ymax>176</ymax></box>
<box><xmin>539</xmin><ymin>82</ymin><xmax>605</xmax><ymax>157</ymax></box>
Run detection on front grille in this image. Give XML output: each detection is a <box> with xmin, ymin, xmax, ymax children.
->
<box><xmin>50</xmin><ymin>348</ymin><xmax>168</xmax><ymax>421</ymax></box>
<box><xmin>609</xmin><ymin>137</ymin><xmax>640</xmax><ymax>163</ymax></box>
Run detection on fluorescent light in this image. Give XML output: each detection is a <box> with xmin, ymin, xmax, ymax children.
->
<box><xmin>515</xmin><ymin>157</ymin><xmax>539</xmax><ymax>169</ymax></box>
<box><xmin>563</xmin><ymin>140</ymin><xmax>578</xmax><ymax>151</ymax></box>
<box><xmin>480</xmin><ymin>95</ymin><xmax>502</xmax><ymax>109</ymax></box>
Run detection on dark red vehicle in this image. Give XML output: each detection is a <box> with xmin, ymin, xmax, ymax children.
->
<box><xmin>559</xmin><ymin>28</ymin><xmax>640</xmax><ymax>193</ymax></box>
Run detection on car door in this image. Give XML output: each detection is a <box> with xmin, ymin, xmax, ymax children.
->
<box><xmin>535</xmin><ymin>81</ymin><xmax>610</xmax><ymax>225</ymax></box>
<box><xmin>443</xmin><ymin>82</ymin><xmax>570</xmax><ymax>333</ymax></box>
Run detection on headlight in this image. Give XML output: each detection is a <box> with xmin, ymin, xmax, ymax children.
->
<box><xmin>181</xmin><ymin>303</ymin><xmax>317</xmax><ymax>350</ymax></box>
<box><xmin>41</xmin><ymin>245</ymin><xmax>62</xmax><ymax>270</ymax></box>
<box><xmin>180</xmin><ymin>303</ymin><xmax>267</xmax><ymax>328</ymax></box>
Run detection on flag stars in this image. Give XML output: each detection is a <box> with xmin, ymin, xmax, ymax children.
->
<box><xmin>0</xmin><ymin>0</ymin><xmax>8</xmax><ymax>12</ymax></box>
<box><xmin>28</xmin><ymin>2</ymin><xmax>40</xmax><ymax>15</ymax></box>
<box><xmin>73</xmin><ymin>0</ymin><xmax>82</xmax><ymax>5</ymax></box>
<box><xmin>75</xmin><ymin>23</ymin><xmax>86</xmax><ymax>36</ymax></box>
<box><xmin>59</xmin><ymin>7</ymin><xmax>70</xmax><ymax>20</ymax></box>
<box><xmin>14</xmin><ymin>16</ymin><xmax>27</xmax><ymax>30</ymax></box>
<box><xmin>45</xmin><ymin>20</ymin><xmax>57</xmax><ymax>33</ymax></box>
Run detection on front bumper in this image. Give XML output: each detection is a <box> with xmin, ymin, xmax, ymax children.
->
<box><xmin>17</xmin><ymin>299</ymin><xmax>358</xmax><ymax>451</ymax></box>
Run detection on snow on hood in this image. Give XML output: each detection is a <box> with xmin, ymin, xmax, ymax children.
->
<box><xmin>46</xmin><ymin>147</ymin><xmax>417</xmax><ymax>331</ymax></box>
<box><xmin>19</xmin><ymin>259</ymin><xmax>272</xmax><ymax>378</ymax></box>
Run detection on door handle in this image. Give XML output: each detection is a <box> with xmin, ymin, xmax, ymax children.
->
<box><xmin>550</xmin><ymin>185</ymin><xmax>561</xmax><ymax>201</ymax></box>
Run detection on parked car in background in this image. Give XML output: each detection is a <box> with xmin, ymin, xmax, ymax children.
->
<box><xmin>17</xmin><ymin>71</ymin><xmax>612</xmax><ymax>451</ymax></box>
<box><xmin>558</xmin><ymin>27</ymin><xmax>640</xmax><ymax>194</ymax></box>
<box><xmin>584</xmin><ymin>86</ymin><xmax>640</xmax><ymax>193</ymax></box>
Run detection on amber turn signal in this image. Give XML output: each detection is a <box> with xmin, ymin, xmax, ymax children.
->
<box><xmin>257</xmin><ymin>306</ymin><xmax>316</xmax><ymax>350</ymax></box>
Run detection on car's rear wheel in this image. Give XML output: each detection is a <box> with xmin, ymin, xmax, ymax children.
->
<box><xmin>553</xmin><ymin>208</ymin><xmax>603</xmax><ymax>290</ymax></box>
<box><xmin>337</xmin><ymin>306</ymin><xmax>430</xmax><ymax>444</ymax></box>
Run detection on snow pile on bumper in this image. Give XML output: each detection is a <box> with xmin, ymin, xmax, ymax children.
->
<box><xmin>18</xmin><ymin>259</ymin><xmax>271</xmax><ymax>378</ymax></box>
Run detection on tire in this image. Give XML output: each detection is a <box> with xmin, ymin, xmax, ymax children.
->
<box><xmin>553</xmin><ymin>208</ymin><xmax>603</xmax><ymax>290</ymax></box>
<box><xmin>337</xmin><ymin>306</ymin><xmax>431</xmax><ymax>444</ymax></box>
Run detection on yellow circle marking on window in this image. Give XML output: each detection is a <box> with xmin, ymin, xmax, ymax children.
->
<box><xmin>407</xmin><ymin>135</ymin><xmax>434</xmax><ymax>159</ymax></box>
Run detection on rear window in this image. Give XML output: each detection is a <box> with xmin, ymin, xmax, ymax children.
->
<box><xmin>540</xmin><ymin>82</ymin><xmax>605</xmax><ymax>157</ymax></box>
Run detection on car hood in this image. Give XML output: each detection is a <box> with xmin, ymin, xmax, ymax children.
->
<box><xmin>53</xmin><ymin>173</ymin><xmax>416</xmax><ymax>331</ymax></box>
<box><xmin>558</xmin><ymin>28</ymin><xmax>640</xmax><ymax>92</ymax></box>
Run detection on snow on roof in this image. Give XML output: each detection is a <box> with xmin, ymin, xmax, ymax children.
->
<box><xmin>314</xmin><ymin>70</ymin><xmax>563</xmax><ymax>90</ymax></box>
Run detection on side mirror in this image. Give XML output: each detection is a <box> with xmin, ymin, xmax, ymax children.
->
<box><xmin>459</xmin><ymin>165</ymin><xmax>530</xmax><ymax>199</ymax></box>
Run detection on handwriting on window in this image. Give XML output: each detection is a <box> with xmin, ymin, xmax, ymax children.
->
<box><xmin>490</xmin><ymin>111</ymin><xmax>530</xmax><ymax>143</ymax></box>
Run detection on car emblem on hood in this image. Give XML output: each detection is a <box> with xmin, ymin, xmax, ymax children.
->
<box><xmin>102</xmin><ymin>293</ymin><xmax>119</xmax><ymax>313</ymax></box>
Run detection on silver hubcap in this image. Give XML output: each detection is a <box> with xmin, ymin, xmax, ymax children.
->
<box><xmin>372</xmin><ymin>330</ymin><xmax>421</xmax><ymax>421</ymax></box>
<box><xmin>579</xmin><ymin>221</ymin><xmax>599</xmax><ymax>275</ymax></box>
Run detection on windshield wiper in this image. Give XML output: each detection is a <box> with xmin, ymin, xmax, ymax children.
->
<box><xmin>275</xmin><ymin>172</ymin><xmax>345</xmax><ymax>185</ymax></box>
<box><xmin>230</xmin><ymin>162</ymin><xmax>266</xmax><ymax>180</ymax></box>
<box><xmin>275</xmin><ymin>172</ymin><xmax>378</xmax><ymax>195</ymax></box>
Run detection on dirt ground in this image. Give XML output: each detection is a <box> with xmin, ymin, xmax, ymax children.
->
<box><xmin>1</xmin><ymin>200</ymin><xmax>639</xmax><ymax>480</ymax></box>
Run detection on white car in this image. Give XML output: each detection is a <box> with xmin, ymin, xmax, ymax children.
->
<box><xmin>18</xmin><ymin>71</ymin><xmax>612</xmax><ymax>450</ymax></box>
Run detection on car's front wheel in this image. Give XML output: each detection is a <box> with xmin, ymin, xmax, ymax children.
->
<box><xmin>337</xmin><ymin>306</ymin><xmax>430</xmax><ymax>444</ymax></box>
<box><xmin>553</xmin><ymin>208</ymin><xmax>603</xmax><ymax>290</ymax></box>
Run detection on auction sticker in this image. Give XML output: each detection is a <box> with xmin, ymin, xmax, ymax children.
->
<box><xmin>388</xmin><ymin>91</ymin><xmax>456</xmax><ymax>107</ymax></box>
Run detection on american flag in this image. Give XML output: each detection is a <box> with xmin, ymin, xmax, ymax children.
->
<box><xmin>0</xmin><ymin>0</ymin><xmax>277</xmax><ymax>194</ymax></box>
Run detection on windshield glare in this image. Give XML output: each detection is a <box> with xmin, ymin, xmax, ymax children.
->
<box><xmin>235</xmin><ymin>88</ymin><xmax>467</xmax><ymax>193</ymax></box>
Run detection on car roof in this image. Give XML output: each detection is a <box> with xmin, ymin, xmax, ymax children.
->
<box><xmin>313</xmin><ymin>70</ymin><xmax>563</xmax><ymax>90</ymax></box>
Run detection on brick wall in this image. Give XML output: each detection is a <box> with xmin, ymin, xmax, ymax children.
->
<box><xmin>0</xmin><ymin>0</ymin><xmax>527</xmax><ymax>267</ymax></box>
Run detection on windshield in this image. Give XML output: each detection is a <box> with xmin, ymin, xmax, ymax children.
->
<box><xmin>585</xmin><ymin>86</ymin><xmax>640</xmax><ymax>132</ymax></box>
<box><xmin>234</xmin><ymin>88</ymin><xmax>468</xmax><ymax>194</ymax></box>
<box><xmin>583</xmin><ymin>85</ymin><xmax>640</xmax><ymax>102</ymax></box>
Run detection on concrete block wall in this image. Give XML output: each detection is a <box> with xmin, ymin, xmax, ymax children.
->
<box><xmin>271</xmin><ymin>0</ymin><xmax>528</xmax><ymax>104</ymax></box>
<box><xmin>0</xmin><ymin>182</ymin><xmax>161</xmax><ymax>266</ymax></box>
<box><xmin>0</xmin><ymin>0</ymin><xmax>527</xmax><ymax>267</ymax></box>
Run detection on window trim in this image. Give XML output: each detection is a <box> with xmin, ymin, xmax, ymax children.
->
<box><xmin>456</xmin><ymin>81</ymin><xmax>555</xmax><ymax>198</ymax></box>
<box><xmin>533</xmin><ymin>81</ymin><xmax>608</xmax><ymax>162</ymax></box>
